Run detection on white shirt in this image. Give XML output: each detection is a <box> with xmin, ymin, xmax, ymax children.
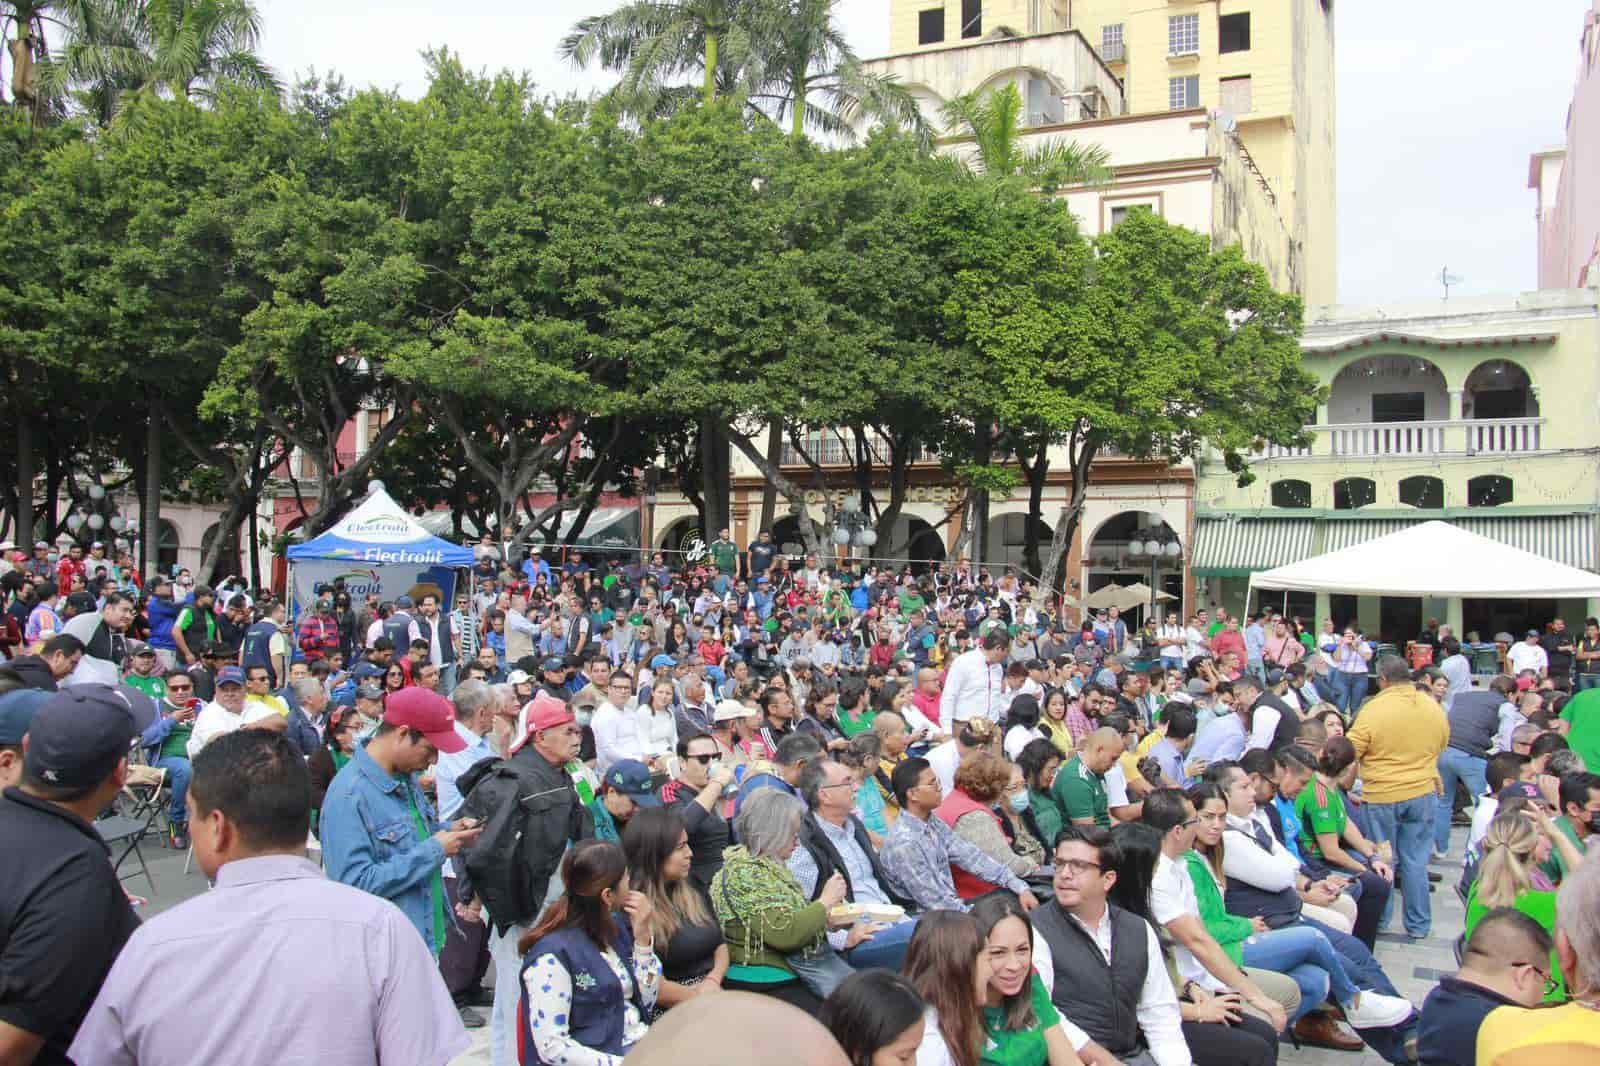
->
<box><xmin>1005</xmin><ymin>724</ymin><xmax>1044</xmax><ymax>761</ymax></box>
<box><xmin>1158</xmin><ymin>625</ymin><xmax>1185</xmax><ymax>658</ymax></box>
<box><xmin>1183</xmin><ymin>626</ymin><xmax>1207</xmax><ymax>663</ymax></box>
<box><xmin>915</xmin><ymin>1006</ymin><xmax>955</xmax><ymax>1066</ymax></box>
<box><xmin>1467</xmin><ymin>793</ymin><xmax>1499</xmax><ymax>859</ymax></box>
<box><xmin>1221</xmin><ymin>810</ymin><xmax>1300</xmax><ymax>891</ymax></box>
<box><xmin>188</xmin><ymin>701</ymin><xmax>244</xmax><ymax>759</ymax></box>
<box><xmin>591</xmin><ymin>699</ymin><xmax>642</xmax><ymax>774</ymax></box>
<box><xmin>1033</xmin><ymin>907</ymin><xmax>1191</xmax><ymax>1066</ymax></box>
<box><xmin>1104</xmin><ymin>762</ymin><xmax>1131</xmax><ymax>808</ymax></box>
<box><xmin>1150</xmin><ymin>852</ymin><xmax>1226</xmax><ymax>993</ymax></box>
<box><xmin>1245</xmin><ymin>701</ymin><xmax>1282</xmax><ymax>753</ymax></box>
<box><xmin>634</xmin><ymin>705</ymin><xmax>678</xmax><ymax>761</ymax></box>
<box><xmin>1508</xmin><ymin>641</ymin><xmax>1549</xmax><ymax>676</ymax></box>
<box><xmin>900</xmin><ymin>701</ymin><xmax>940</xmax><ymax>740</ymax></box>
<box><xmin>938</xmin><ymin>648</ymin><xmax>1001</xmax><ymax>733</ymax></box>
<box><xmin>927</xmin><ymin>739</ymin><xmax>962</xmax><ymax>797</ymax></box>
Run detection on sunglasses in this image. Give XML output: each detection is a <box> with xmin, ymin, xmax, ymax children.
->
<box><xmin>685</xmin><ymin>753</ymin><xmax>722</xmax><ymax>766</ymax></box>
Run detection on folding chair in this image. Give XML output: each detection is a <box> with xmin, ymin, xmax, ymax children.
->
<box><xmin>121</xmin><ymin>764</ymin><xmax>170</xmax><ymax>837</ymax></box>
<box><xmin>97</xmin><ymin>812</ymin><xmax>158</xmax><ymax>898</ymax></box>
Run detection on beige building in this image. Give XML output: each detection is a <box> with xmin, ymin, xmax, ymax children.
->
<box><xmin>885</xmin><ymin>0</ymin><xmax>1337</xmax><ymax>303</ymax></box>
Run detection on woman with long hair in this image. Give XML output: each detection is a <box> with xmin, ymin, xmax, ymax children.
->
<box><xmin>970</xmin><ymin>892</ymin><xmax>1083</xmax><ymax>1066</ymax></box>
<box><xmin>1466</xmin><ymin>806</ymin><xmax>1579</xmax><ymax>1002</ymax></box>
<box><xmin>383</xmin><ymin>661</ymin><xmax>406</xmax><ymax>694</ymax></box>
<box><xmin>516</xmin><ymin>840</ymin><xmax>660</xmax><ymax>1065</ymax></box>
<box><xmin>621</xmin><ymin>808</ymin><xmax>729</xmax><ymax>1014</ymax></box>
<box><xmin>1107</xmin><ymin>822</ymin><xmax>1280</xmax><ymax>1066</ymax></box>
<box><xmin>635</xmin><ymin>678</ymin><xmax>679</xmax><ymax>769</ymax></box>
<box><xmin>818</xmin><ymin>971</ymin><xmax>927</xmax><ymax>1066</ymax></box>
<box><xmin>903</xmin><ymin>912</ymin><xmax>987</xmax><ymax>1066</ymax></box>
<box><xmin>665</xmin><ymin>619</ymin><xmax>689</xmax><ymax>658</ymax></box>
<box><xmin>1036</xmin><ymin>690</ymin><xmax>1075</xmax><ymax>759</ymax></box>
<box><xmin>307</xmin><ymin>705</ymin><xmax>360</xmax><ymax>830</ymax></box>
<box><xmin>1004</xmin><ymin>695</ymin><xmax>1044</xmax><ymax>762</ymax></box>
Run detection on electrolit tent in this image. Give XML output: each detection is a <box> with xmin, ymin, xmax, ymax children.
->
<box><xmin>284</xmin><ymin>486</ymin><xmax>475</xmax><ymax>620</ymax></box>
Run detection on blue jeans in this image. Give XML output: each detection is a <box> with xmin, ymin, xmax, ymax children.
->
<box><xmin>1329</xmin><ymin>670</ymin><xmax>1368</xmax><ymax>715</ymax></box>
<box><xmin>1363</xmin><ymin>792</ymin><xmax>1435</xmax><ymax>938</ymax></box>
<box><xmin>842</xmin><ymin>917</ymin><xmax>918</xmax><ymax>971</ymax></box>
<box><xmin>1301</xmin><ymin>917</ymin><xmax>1418</xmax><ymax>1065</ymax></box>
<box><xmin>1434</xmin><ymin>748</ymin><xmax>1486</xmax><ymax>853</ymax></box>
<box><xmin>1239</xmin><ymin>923</ymin><xmax>1359</xmax><ymax>1022</ymax></box>
<box><xmin>1161</xmin><ymin>655</ymin><xmax>1184</xmax><ymax>670</ymax></box>
<box><xmin>153</xmin><ymin>756</ymin><xmax>191</xmax><ymax>829</ymax></box>
<box><xmin>1578</xmin><ymin>673</ymin><xmax>1600</xmax><ymax>691</ymax></box>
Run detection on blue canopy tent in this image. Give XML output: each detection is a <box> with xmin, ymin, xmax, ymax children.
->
<box><xmin>285</xmin><ymin>487</ymin><xmax>475</xmax><ymax>621</ymax></box>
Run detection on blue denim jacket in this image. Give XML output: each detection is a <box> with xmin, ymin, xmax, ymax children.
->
<box><xmin>319</xmin><ymin>743</ymin><xmax>446</xmax><ymax>950</ymax></box>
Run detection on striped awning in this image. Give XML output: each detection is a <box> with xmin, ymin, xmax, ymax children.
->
<box><xmin>1321</xmin><ymin>515</ymin><xmax>1599</xmax><ymax>571</ymax></box>
<box><xmin>1192</xmin><ymin>518</ymin><xmax>1317</xmax><ymax>576</ymax></box>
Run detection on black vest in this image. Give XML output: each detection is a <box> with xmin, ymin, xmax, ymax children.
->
<box><xmin>796</xmin><ymin>812</ymin><xmax>917</xmax><ymax>912</ymax></box>
<box><xmin>417</xmin><ymin>614</ymin><xmax>456</xmax><ymax>665</ymax></box>
<box><xmin>239</xmin><ymin>619</ymin><xmax>280</xmax><ymax>686</ymax></box>
<box><xmin>383</xmin><ymin>611</ymin><xmax>415</xmax><ymax>654</ymax></box>
<box><xmin>1258</xmin><ymin>692</ymin><xmax>1302</xmax><ymax>751</ymax></box>
<box><xmin>1030</xmin><ymin>900</ymin><xmax>1150</xmax><ymax>1058</ymax></box>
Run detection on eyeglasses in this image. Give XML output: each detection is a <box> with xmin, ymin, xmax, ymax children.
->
<box><xmin>1054</xmin><ymin>858</ymin><xmax>1103</xmax><ymax>877</ymax></box>
<box><xmin>1512</xmin><ymin>961</ymin><xmax>1560</xmax><ymax>996</ymax></box>
<box><xmin>685</xmin><ymin>753</ymin><xmax>721</xmax><ymax>765</ymax></box>
<box><xmin>167</xmin><ymin>683</ymin><xmax>192</xmax><ymax>692</ymax></box>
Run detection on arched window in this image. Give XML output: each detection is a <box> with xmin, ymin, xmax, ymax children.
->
<box><xmin>1467</xmin><ymin>475</ymin><xmax>1513</xmax><ymax>508</ymax></box>
<box><xmin>1333</xmin><ymin>477</ymin><xmax>1376</xmax><ymax>511</ymax></box>
<box><xmin>1270</xmin><ymin>479</ymin><xmax>1312</xmax><ymax>509</ymax></box>
<box><xmin>1398</xmin><ymin>476</ymin><xmax>1444</xmax><ymax>510</ymax></box>
<box><xmin>157</xmin><ymin>519</ymin><xmax>180</xmax><ymax>573</ymax></box>
<box><xmin>200</xmin><ymin>522</ymin><xmax>241</xmax><ymax>578</ymax></box>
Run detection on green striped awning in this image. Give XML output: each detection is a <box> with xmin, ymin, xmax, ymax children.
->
<box><xmin>1320</xmin><ymin>515</ymin><xmax>1598</xmax><ymax>571</ymax></box>
<box><xmin>1192</xmin><ymin>518</ymin><xmax>1317</xmax><ymax>576</ymax></box>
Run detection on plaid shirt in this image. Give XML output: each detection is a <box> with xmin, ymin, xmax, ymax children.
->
<box><xmin>296</xmin><ymin>613</ymin><xmax>340</xmax><ymax>661</ymax></box>
<box><xmin>878</xmin><ymin>810</ymin><xmax>1027</xmax><ymax>913</ymax></box>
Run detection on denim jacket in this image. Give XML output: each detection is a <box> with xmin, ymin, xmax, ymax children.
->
<box><xmin>319</xmin><ymin>743</ymin><xmax>448</xmax><ymax>950</ymax></box>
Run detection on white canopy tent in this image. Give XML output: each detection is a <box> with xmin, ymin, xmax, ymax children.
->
<box><xmin>1250</xmin><ymin>519</ymin><xmax>1600</xmax><ymax>600</ymax></box>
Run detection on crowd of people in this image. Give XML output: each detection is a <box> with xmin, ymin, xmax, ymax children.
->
<box><xmin>1</xmin><ymin>533</ymin><xmax>1599</xmax><ymax>1066</ymax></box>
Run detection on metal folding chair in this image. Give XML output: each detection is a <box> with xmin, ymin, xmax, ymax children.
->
<box><xmin>97</xmin><ymin>811</ymin><xmax>158</xmax><ymax>898</ymax></box>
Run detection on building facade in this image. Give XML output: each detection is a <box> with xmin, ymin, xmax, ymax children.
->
<box><xmin>1192</xmin><ymin>289</ymin><xmax>1600</xmax><ymax>644</ymax></box>
<box><xmin>1530</xmin><ymin>2</ymin><xmax>1600</xmax><ymax>289</ymax></box>
<box><xmin>886</xmin><ymin>0</ymin><xmax>1336</xmax><ymax>303</ymax></box>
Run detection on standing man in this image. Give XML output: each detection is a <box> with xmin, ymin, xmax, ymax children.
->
<box><xmin>321</xmin><ymin>687</ymin><xmax>480</xmax><ymax>959</ymax></box>
<box><xmin>746</xmin><ymin>529</ymin><xmax>777</xmax><ymax>582</ymax></box>
<box><xmin>1347</xmin><ymin>656</ymin><xmax>1449</xmax><ymax>941</ymax></box>
<box><xmin>171</xmin><ymin>586</ymin><xmax>218</xmax><ymax>667</ymax></box>
<box><xmin>384</xmin><ymin>596</ymin><xmax>422</xmax><ymax>656</ymax></box>
<box><xmin>239</xmin><ymin>600</ymin><xmax>289</xmax><ymax>689</ymax></box>
<box><xmin>1435</xmin><ymin>669</ymin><xmax>1503</xmax><ymax>858</ymax></box>
<box><xmin>297</xmin><ymin>591</ymin><xmax>341</xmax><ymax>665</ymax></box>
<box><xmin>709</xmin><ymin>527</ymin><xmax>740</xmax><ymax>595</ymax></box>
<box><xmin>458</xmin><ymin>693</ymin><xmax>592</xmax><ymax>1066</ymax></box>
<box><xmin>1506</xmin><ymin>629</ymin><xmax>1548</xmax><ymax>680</ymax></box>
<box><xmin>433</xmin><ymin>680</ymin><xmax>498</xmax><ymax>1029</ymax></box>
<box><xmin>60</xmin><ymin>591</ymin><xmax>134</xmax><ymax>688</ymax></box>
<box><xmin>0</xmin><ymin>686</ymin><xmax>149</xmax><ymax>1065</ymax></box>
<box><xmin>67</xmin><ymin>730</ymin><xmax>469</xmax><ymax>1066</ymax></box>
<box><xmin>937</xmin><ymin>630</ymin><xmax>1007</xmax><ymax>733</ymax></box>
<box><xmin>417</xmin><ymin>593</ymin><xmax>459</xmax><ymax>694</ymax></box>
<box><xmin>901</xmin><ymin>607</ymin><xmax>939</xmax><ymax>671</ymax></box>
<box><xmin>1542</xmin><ymin>618</ymin><xmax>1576</xmax><ymax>690</ymax></box>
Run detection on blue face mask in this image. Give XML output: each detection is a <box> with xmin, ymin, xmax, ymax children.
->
<box><xmin>1008</xmin><ymin>792</ymin><xmax>1031</xmax><ymax>813</ymax></box>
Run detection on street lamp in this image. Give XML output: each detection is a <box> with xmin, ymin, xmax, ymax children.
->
<box><xmin>831</xmin><ymin>496</ymin><xmax>877</xmax><ymax>564</ymax></box>
<box><xmin>1128</xmin><ymin>524</ymin><xmax>1184</xmax><ymax>624</ymax></box>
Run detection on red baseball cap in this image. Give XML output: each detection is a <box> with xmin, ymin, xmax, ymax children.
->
<box><xmin>525</xmin><ymin>692</ymin><xmax>574</xmax><ymax>733</ymax></box>
<box><xmin>382</xmin><ymin>687</ymin><xmax>466</xmax><ymax>753</ymax></box>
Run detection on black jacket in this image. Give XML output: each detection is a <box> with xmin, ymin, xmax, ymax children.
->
<box><xmin>457</xmin><ymin>746</ymin><xmax>593</xmax><ymax>935</ymax></box>
<box><xmin>0</xmin><ymin>655</ymin><xmax>57</xmax><ymax>692</ymax></box>
<box><xmin>795</xmin><ymin>811</ymin><xmax>917</xmax><ymax>912</ymax></box>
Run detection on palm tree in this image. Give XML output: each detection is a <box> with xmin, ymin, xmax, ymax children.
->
<box><xmin>744</xmin><ymin>0</ymin><xmax>925</xmax><ymax>141</ymax></box>
<box><xmin>941</xmin><ymin>81</ymin><xmax>1112</xmax><ymax>189</ymax></box>
<box><xmin>3</xmin><ymin>0</ymin><xmax>103</xmax><ymax>121</ymax></box>
<box><xmin>49</xmin><ymin>0</ymin><xmax>278</xmax><ymax>120</ymax></box>
<box><xmin>560</xmin><ymin>0</ymin><xmax>753</xmax><ymax>109</ymax></box>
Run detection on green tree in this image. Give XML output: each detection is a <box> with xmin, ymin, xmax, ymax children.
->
<box><xmin>940</xmin><ymin>81</ymin><xmax>1112</xmax><ymax>188</ymax></box>
<box><xmin>948</xmin><ymin>206</ymin><xmax>1320</xmax><ymax>599</ymax></box>
<box><xmin>560</xmin><ymin>0</ymin><xmax>755</xmax><ymax>108</ymax></box>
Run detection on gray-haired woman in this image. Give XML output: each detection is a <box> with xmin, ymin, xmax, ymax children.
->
<box><xmin>709</xmin><ymin>788</ymin><xmax>851</xmax><ymax>1009</ymax></box>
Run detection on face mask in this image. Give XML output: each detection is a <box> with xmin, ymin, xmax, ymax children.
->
<box><xmin>1008</xmin><ymin>792</ymin><xmax>1031</xmax><ymax>813</ymax></box>
<box><xmin>574</xmin><ymin>709</ymin><xmax>594</xmax><ymax>728</ymax></box>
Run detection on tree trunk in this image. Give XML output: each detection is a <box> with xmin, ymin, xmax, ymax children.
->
<box><xmin>697</xmin><ymin>415</ymin><xmax>729</xmax><ymax>537</ymax></box>
<box><xmin>141</xmin><ymin>389</ymin><xmax>162</xmax><ymax>576</ymax></box>
<box><xmin>757</xmin><ymin>421</ymin><xmax>782</xmax><ymax>535</ymax></box>
<box><xmin>1036</xmin><ymin>435</ymin><xmax>1096</xmax><ymax>616</ymax></box>
<box><xmin>14</xmin><ymin>377</ymin><xmax>34</xmax><ymax>550</ymax></box>
<box><xmin>1021</xmin><ymin>439</ymin><xmax>1048</xmax><ymax>580</ymax></box>
<box><xmin>971</xmin><ymin>419</ymin><xmax>993</xmax><ymax>569</ymax></box>
<box><xmin>703</xmin><ymin>34</ymin><xmax>719</xmax><ymax>102</ymax></box>
<box><xmin>248</xmin><ymin>502</ymin><xmax>261</xmax><ymax>591</ymax></box>
<box><xmin>725</xmin><ymin>427</ymin><xmax>824</xmax><ymax>559</ymax></box>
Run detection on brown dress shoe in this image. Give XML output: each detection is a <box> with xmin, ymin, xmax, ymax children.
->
<box><xmin>1293</xmin><ymin>1011</ymin><xmax>1365</xmax><ymax>1052</ymax></box>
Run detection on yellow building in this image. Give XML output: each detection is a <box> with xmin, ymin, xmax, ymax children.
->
<box><xmin>887</xmin><ymin>0</ymin><xmax>1337</xmax><ymax>304</ymax></box>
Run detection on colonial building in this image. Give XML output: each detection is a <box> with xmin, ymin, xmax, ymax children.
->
<box><xmin>1192</xmin><ymin>288</ymin><xmax>1600</xmax><ymax>643</ymax></box>
<box><xmin>1530</xmin><ymin>1</ymin><xmax>1600</xmax><ymax>289</ymax></box>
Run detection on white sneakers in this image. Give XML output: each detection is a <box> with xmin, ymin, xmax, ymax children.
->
<box><xmin>1343</xmin><ymin>990</ymin><xmax>1416</xmax><ymax>1030</ymax></box>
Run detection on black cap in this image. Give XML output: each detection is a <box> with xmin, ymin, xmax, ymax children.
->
<box><xmin>24</xmin><ymin>684</ymin><xmax>158</xmax><ymax>789</ymax></box>
<box><xmin>65</xmin><ymin>591</ymin><xmax>97</xmax><ymax>614</ymax></box>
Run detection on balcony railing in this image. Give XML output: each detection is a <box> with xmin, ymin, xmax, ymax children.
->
<box><xmin>1249</xmin><ymin>417</ymin><xmax>1545</xmax><ymax>460</ymax></box>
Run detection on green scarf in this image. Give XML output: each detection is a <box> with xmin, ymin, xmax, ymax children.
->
<box><xmin>711</xmin><ymin>845</ymin><xmax>825</xmax><ymax>957</ymax></box>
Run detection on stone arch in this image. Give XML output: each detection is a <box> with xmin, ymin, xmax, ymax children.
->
<box><xmin>1328</xmin><ymin>354</ymin><xmax>1450</xmax><ymax>424</ymax></box>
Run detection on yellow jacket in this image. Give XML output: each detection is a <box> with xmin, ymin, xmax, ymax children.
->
<box><xmin>1347</xmin><ymin>683</ymin><xmax>1448</xmax><ymax>804</ymax></box>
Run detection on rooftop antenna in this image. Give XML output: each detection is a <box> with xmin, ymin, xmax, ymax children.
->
<box><xmin>1439</xmin><ymin>266</ymin><xmax>1463</xmax><ymax>301</ymax></box>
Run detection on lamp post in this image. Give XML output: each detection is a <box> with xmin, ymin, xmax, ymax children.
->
<box><xmin>831</xmin><ymin>496</ymin><xmax>878</xmax><ymax>568</ymax></box>
<box><xmin>1125</xmin><ymin>526</ymin><xmax>1184</xmax><ymax>625</ymax></box>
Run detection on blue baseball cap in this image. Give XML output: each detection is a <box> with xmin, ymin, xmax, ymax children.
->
<box><xmin>216</xmin><ymin>665</ymin><xmax>245</xmax><ymax>686</ymax></box>
<box><xmin>602</xmin><ymin>760</ymin><xmax>662</xmax><ymax>807</ymax></box>
<box><xmin>650</xmin><ymin>654</ymin><xmax>676</xmax><ymax>670</ymax></box>
<box><xmin>0</xmin><ymin>689</ymin><xmax>50</xmax><ymax>745</ymax></box>
<box><xmin>23</xmin><ymin>684</ymin><xmax>157</xmax><ymax>788</ymax></box>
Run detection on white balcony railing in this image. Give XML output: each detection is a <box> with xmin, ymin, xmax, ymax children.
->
<box><xmin>1248</xmin><ymin>417</ymin><xmax>1545</xmax><ymax>461</ymax></box>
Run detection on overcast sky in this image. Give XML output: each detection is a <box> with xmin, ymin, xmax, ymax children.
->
<box><xmin>259</xmin><ymin>0</ymin><xmax>1583</xmax><ymax>305</ymax></box>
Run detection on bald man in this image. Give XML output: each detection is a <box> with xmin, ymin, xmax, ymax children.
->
<box><xmin>624</xmin><ymin>992</ymin><xmax>848</xmax><ymax>1066</ymax></box>
<box><xmin>1052</xmin><ymin>726</ymin><xmax>1123</xmax><ymax>829</ymax></box>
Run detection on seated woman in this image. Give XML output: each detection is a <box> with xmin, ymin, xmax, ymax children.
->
<box><xmin>837</xmin><ymin>733</ymin><xmax>891</xmax><ymax>841</ymax></box>
<box><xmin>1036</xmin><ymin>689</ymin><xmax>1077</xmax><ymax>759</ymax></box>
<box><xmin>818</xmin><ymin>970</ymin><xmax>927</xmax><ymax>1066</ymax></box>
<box><xmin>1004</xmin><ymin>695</ymin><xmax>1045</xmax><ymax>761</ymax></box>
<box><xmin>709</xmin><ymin>787</ymin><xmax>850</xmax><ymax>1012</ymax></box>
<box><xmin>1293</xmin><ymin>741</ymin><xmax>1394</xmax><ymax>950</ymax></box>
<box><xmin>903</xmin><ymin>905</ymin><xmax>1083</xmax><ymax>1066</ymax></box>
<box><xmin>1108</xmin><ymin>822</ymin><xmax>1280</xmax><ymax>1066</ymax></box>
<box><xmin>1016</xmin><ymin>740</ymin><xmax>1065</xmax><ymax>849</ymax></box>
<box><xmin>621</xmin><ymin>808</ymin><xmax>729</xmax><ymax>1015</ymax></box>
<box><xmin>517</xmin><ymin>840</ymin><xmax>661</xmax><ymax>1066</ymax></box>
<box><xmin>1465</xmin><ymin>803</ymin><xmax>1582</xmax><ymax>1003</ymax></box>
<box><xmin>996</xmin><ymin>761</ymin><xmax>1048</xmax><ymax>874</ymax></box>
<box><xmin>934</xmin><ymin>751</ymin><xmax>1044</xmax><ymax>899</ymax></box>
